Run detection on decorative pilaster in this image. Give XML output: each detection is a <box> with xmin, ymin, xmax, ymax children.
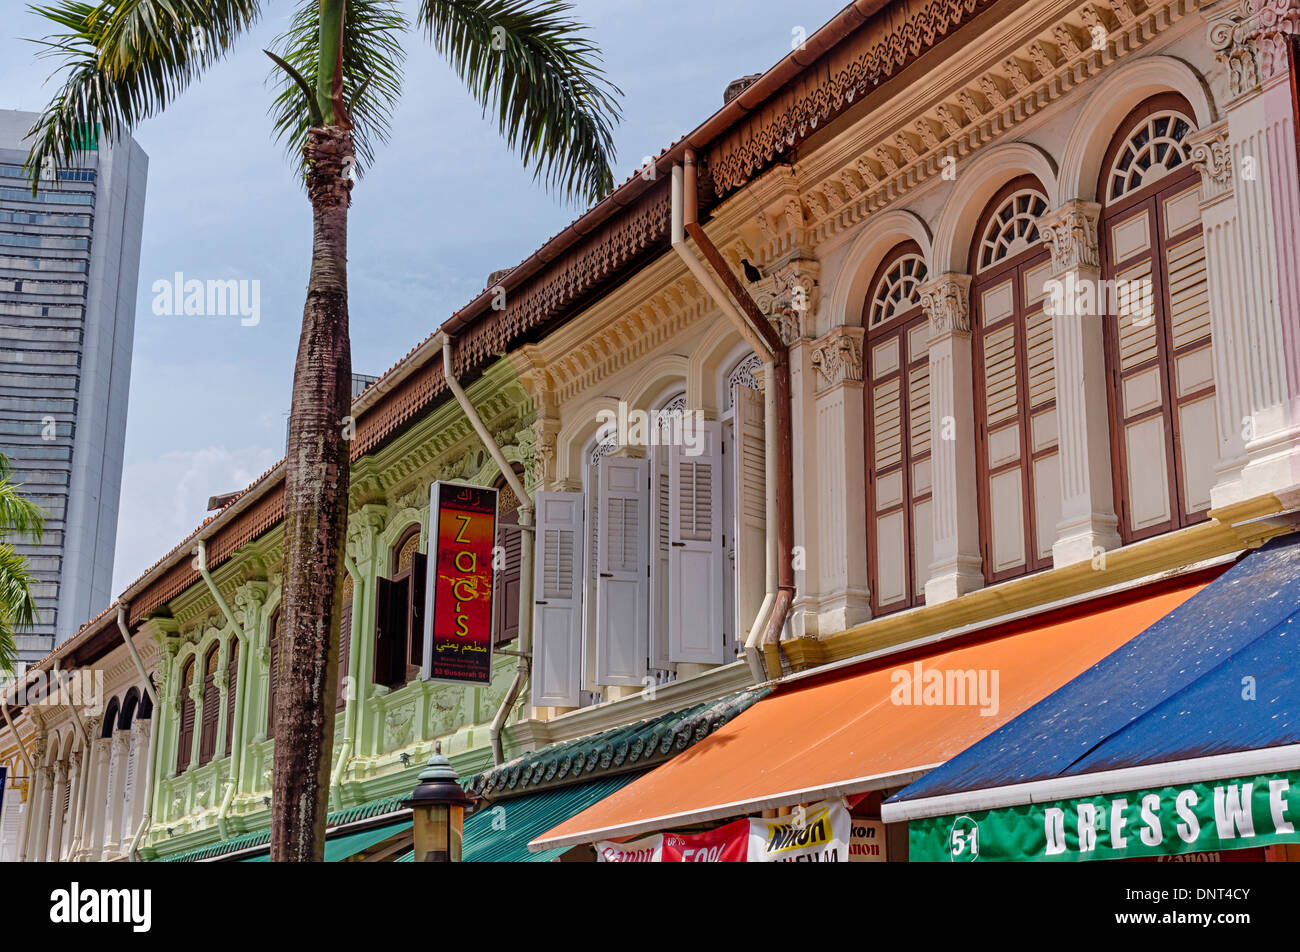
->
<box><xmin>29</xmin><ymin>762</ymin><xmax>52</xmax><ymax>862</ymax></box>
<box><xmin>1209</xmin><ymin>0</ymin><xmax>1300</xmax><ymax>497</ymax></box>
<box><xmin>919</xmin><ymin>274</ymin><xmax>984</xmax><ymax>602</ymax></box>
<box><xmin>808</xmin><ymin>326</ymin><xmax>871</xmax><ymax>633</ymax></box>
<box><xmin>103</xmin><ymin>729</ymin><xmax>131</xmax><ymax>857</ymax></box>
<box><xmin>126</xmin><ymin>717</ymin><xmax>151</xmax><ymax>848</ymax></box>
<box><xmin>24</xmin><ymin>760</ymin><xmax>51</xmax><ymax>862</ymax></box>
<box><xmin>46</xmin><ymin>759</ymin><xmax>68</xmax><ymax>862</ymax></box>
<box><xmin>1038</xmin><ymin>201</ymin><xmax>1122</xmax><ymax>565</ymax></box>
<box><xmin>1188</xmin><ymin>121</ymin><xmax>1253</xmax><ymax>506</ymax></box>
<box><xmin>85</xmin><ymin>736</ymin><xmax>111</xmax><ymax>858</ymax></box>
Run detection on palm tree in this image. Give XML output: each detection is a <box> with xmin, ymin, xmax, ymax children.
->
<box><xmin>0</xmin><ymin>453</ymin><xmax>46</xmax><ymax>674</ymax></box>
<box><xmin>23</xmin><ymin>0</ymin><xmax>621</xmax><ymax>860</ymax></box>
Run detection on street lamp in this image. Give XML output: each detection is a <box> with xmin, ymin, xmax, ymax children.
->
<box><xmin>404</xmin><ymin>742</ymin><xmax>475</xmax><ymax>862</ymax></box>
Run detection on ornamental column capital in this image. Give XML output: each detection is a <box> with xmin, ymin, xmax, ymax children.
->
<box><xmin>1188</xmin><ymin>122</ymin><xmax>1234</xmax><ymax>199</ymax></box>
<box><xmin>919</xmin><ymin>273</ymin><xmax>973</xmax><ymax>337</ymax></box>
<box><xmin>1038</xmin><ymin>201</ymin><xmax>1101</xmax><ymax>274</ymax></box>
<box><xmin>1210</xmin><ymin>0</ymin><xmax>1300</xmax><ymax>96</ymax></box>
<box><xmin>809</xmin><ymin>326</ymin><xmax>865</xmax><ymax>391</ymax></box>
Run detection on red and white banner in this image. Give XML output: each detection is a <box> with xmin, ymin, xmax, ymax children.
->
<box><xmin>596</xmin><ymin>799</ymin><xmax>850</xmax><ymax>862</ymax></box>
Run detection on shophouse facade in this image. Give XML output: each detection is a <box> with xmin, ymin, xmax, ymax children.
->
<box><xmin>2</xmin><ymin>0</ymin><xmax>1299</xmax><ymax>861</ymax></box>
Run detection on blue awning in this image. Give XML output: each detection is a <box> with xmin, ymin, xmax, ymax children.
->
<box><xmin>886</xmin><ymin>534</ymin><xmax>1300</xmax><ymax>814</ymax></box>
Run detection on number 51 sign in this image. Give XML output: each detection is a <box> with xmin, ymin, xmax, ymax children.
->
<box><xmin>421</xmin><ymin>482</ymin><xmax>498</xmax><ymax>685</ymax></box>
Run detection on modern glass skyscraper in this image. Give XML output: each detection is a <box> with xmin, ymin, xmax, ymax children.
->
<box><xmin>0</xmin><ymin>110</ymin><xmax>147</xmax><ymax>665</ymax></box>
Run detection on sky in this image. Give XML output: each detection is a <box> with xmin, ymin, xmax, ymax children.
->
<box><xmin>0</xmin><ymin>0</ymin><xmax>848</xmax><ymax>596</ymax></box>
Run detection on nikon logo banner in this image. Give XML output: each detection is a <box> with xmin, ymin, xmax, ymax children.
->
<box><xmin>596</xmin><ymin>798</ymin><xmax>850</xmax><ymax>862</ymax></box>
<box><xmin>909</xmin><ymin>770</ymin><xmax>1300</xmax><ymax>862</ymax></box>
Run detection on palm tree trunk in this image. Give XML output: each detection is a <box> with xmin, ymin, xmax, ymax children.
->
<box><xmin>271</xmin><ymin>125</ymin><xmax>353</xmax><ymax>862</ymax></box>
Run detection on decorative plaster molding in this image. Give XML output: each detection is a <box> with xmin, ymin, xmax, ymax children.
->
<box><xmin>919</xmin><ymin>273</ymin><xmax>973</xmax><ymax>336</ymax></box>
<box><xmin>810</xmin><ymin>327</ymin><xmax>866</xmax><ymax>390</ymax></box>
<box><xmin>792</xmin><ymin>0</ymin><xmax>1201</xmax><ymax>252</ymax></box>
<box><xmin>1211</xmin><ymin>0</ymin><xmax>1300</xmax><ymax>97</ymax></box>
<box><xmin>1039</xmin><ymin>201</ymin><xmax>1101</xmax><ymax>273</ymax></box>
<box><xmin>1188</xmin><ymin>122</ymin><xmax>1235</xmax><ymax>198</ymax></box>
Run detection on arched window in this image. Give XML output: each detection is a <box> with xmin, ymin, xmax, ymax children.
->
<box><xmin>197</xmin><ymin>643</ymin><xmax>220</xmax><ymax>766</ymax></box>
<box><xmin>1099</xmin><ymin>94</ymin><xmax>1214</xmax><ymax>541</ymax></box>
<box><xmin>374</xmin><ymin>524</ymin><xmax>424</xmax><ymax>690</ymax></box>
<box><xmin>969</xmin><ymin>177</ymin><xmax>1060</xmax><ymax>584</ymax></box>
<box><xmin>493</xmin><ymin>467</ymin><xmax>526</xmax><ymax>648</ymax></box>
<box><xmin>864</xmin><ymin>241</ymin><xmax>932</xmax><ymax>613</ymax></box>
<box><xmin>100</xmin><ymin>698</ymin><xmax>120</xmax><ymax>739</ymax></box>
<box><xmin>224</xmin><ymin>640</ymin><xmax>239</xmax><ymax>757</ymax></box>
<box><xmin>176</xmin><ymin>658</ymin><xmax>195</xmax><ymax>774</ymax></box>
<box><xmin>266</xmin><ymin>610</ymin><xmax>281</xmax><ymax>736</ymax></box>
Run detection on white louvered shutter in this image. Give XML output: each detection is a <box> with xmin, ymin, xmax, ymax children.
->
<box><xmin>669</xmin><ymin>421</ymin><xmax>726</xmax><ymax>664</ymax></box>
<box><xmin>648</xmin><ymin>445</ymin><xmax>672</xmax><ymax>670</ymax></box>
<box><xmin>732</xmin><ymin>386</ymin><xmax>766</xmax><ymax>639</ymax></box>
<box><xmin>595</xmin><ymin>457</ymin><xmax>650</xmax><ymax>684</ymax></box>
<box><xmin>531</xmin><ymin>492</ymin><xmax>586</xmax><ymax>707</ymax></box>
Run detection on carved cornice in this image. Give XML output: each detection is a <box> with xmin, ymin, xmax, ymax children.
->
<box><xmin>919</xmin><ymin>273</ymin><xmax>973</xmax><ymax>337</ymax></box>
<box><xmin>810</xmin><ymin>326</ymin><xmax>865</xmax><ymax>390</ymax></box>
<box><xmin>536</xmin><ymin>273</ymin><xmax>713</xmax><ymax>406</ymax></box>
<box><xmin>1039</xmin><ymin>201</ymin><xmax>1101</xmax><ymax>274</ymax></box>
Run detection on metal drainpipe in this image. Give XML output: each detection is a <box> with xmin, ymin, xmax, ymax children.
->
<box><xmin>671</xmin><ymin>153</ymin><xmax>797</xmax><ymax>680</ymax></box>
<box><xmin>114</xmin><ymin>604</ymin><xmax>161</xmax><ymax>861</ymax></box>
<box><xmin>193</xmin><ymin>540</ymin><xmax>248</xmax><ymax>836</ymax></box>
<box><xmin>435</xmin><ymin>332</ymin><xmax>535</xmax><ymax>764</ymax></box>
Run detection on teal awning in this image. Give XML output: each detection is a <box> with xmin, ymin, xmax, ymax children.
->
<box><xmin>398</xmin><ymin>773</ymin><xmax>643</xmax><ymax>862</ymax></box>
<box><xmin>240</xmin><ymin>819</ymin><xmax>411</xmax><ymax>862</ymax></box>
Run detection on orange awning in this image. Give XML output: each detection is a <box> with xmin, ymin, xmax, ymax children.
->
<box><xmin>531</xmin><ymin>578</ymin><xmax>1210</xmax><ymax>851</ymax></box>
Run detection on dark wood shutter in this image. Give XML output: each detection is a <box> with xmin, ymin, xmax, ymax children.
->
<box><xmin>1098</xmin><ymin>96</ymin><xmax>1213</xmax><ymax>542</ymax></box>
<box><xmin>176</xmin><ymin>660</ymin><xmax>195</xmax><ymax>774</ymax></box>
<box><xmin>373</xmin><ymin>575</ymin><xmax>408</xmax><ymax>689</ymax></box>
<box><xmin>224</xmin><ymin>640</ymin><xmax>239</xmax><ymax>756</ymax></box>
<box><xmin>494</xmin><ymin>504</ymin><xmax>522</xmax><ymax>646</ymax></box>
<box><xmin>198</xmin><ymin>646</ymin><xmax>220</xmax><ymax>765</ymax></box>
<box><xmin>337</xmin><ymin>599</ymin><xmax>352</xmax><ymax>712</ymax></box>
<box><xmin>408</xmin><ymin>552</ymin><xmax>427</xmax><ymax>670</ymax></box>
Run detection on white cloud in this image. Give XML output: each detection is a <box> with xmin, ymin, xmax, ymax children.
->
<box><xmin>112</xmin><ymin>446</ymin><xmax>279</xmax><ymax>592</ymax></box>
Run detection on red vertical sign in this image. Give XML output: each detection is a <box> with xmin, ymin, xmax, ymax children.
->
<box><xmin>422</xmin><ymin>482</ymin><xmax>498</xmax><ymax>684</ymax></box>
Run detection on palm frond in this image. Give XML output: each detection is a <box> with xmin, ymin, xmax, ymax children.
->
<box><xmin>0</xmin><ymin>543</ymin><xmax>42</xmax><ymax>670</ymax></box>
<box><xmin>268</xmin><ymin>0</ymin><xmax>408</xmax><ymax>180</ymax></box>
<box><xmin>418</xmin><ymin>0</ymin><xmax>622</xmax><ymax>206</ymax></box>
<box><xmin>0</xmin><ymin>481</ymin><xmax>45</xmax><ymax>544</ymax></box>
<box><xmin>22</xmin><ymin>0</ymin><xmax>263</xmax><ymax>188</ymax></box>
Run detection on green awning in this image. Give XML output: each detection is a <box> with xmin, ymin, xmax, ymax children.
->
<box><xmin>398</xmin><ymin>773</ymin><xmax>643</xmax><ymax>863</ymax></box>
<box><xmin>240</xmin><ymin>819</ymin><xmax>411</xmax><ymax>862</ymax></box>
